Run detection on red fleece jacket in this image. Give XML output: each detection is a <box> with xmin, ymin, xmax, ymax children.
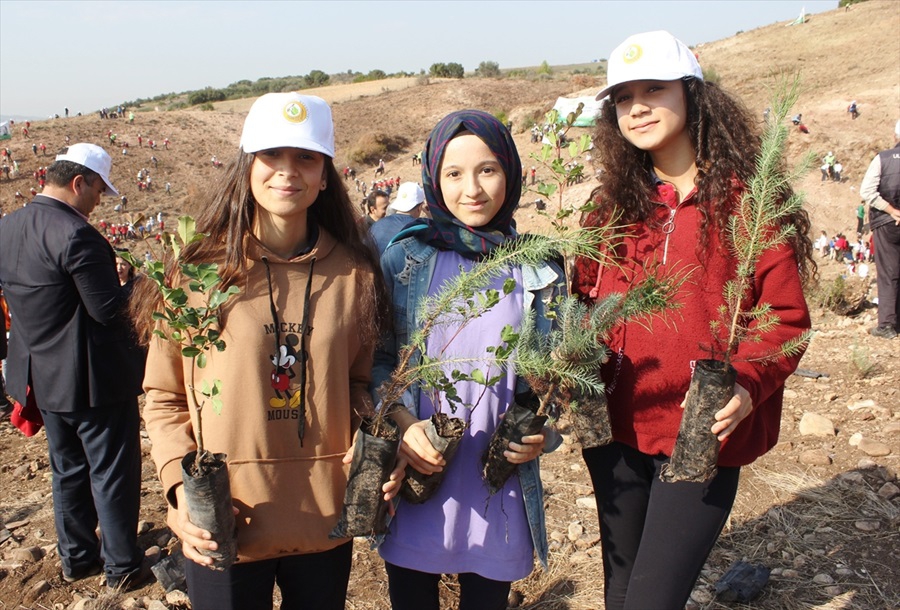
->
<box><xmin>572</xmin><ymin>183</ymin><xmax>811</xmax><ymax>467</ymax></box>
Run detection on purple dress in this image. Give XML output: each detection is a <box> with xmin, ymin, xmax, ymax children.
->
<box><xmin>378</xmin><ymin>250</ymin><xmax>535</xmax><ymax>581</ymax></box>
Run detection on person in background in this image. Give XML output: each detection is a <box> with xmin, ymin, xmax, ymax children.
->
<box><xmin>369</xmin><ymin>181</ymin><xmax>426</xmax><ymax>255</ymax></box>
<box><xmin>0</xmin><ymin>144</ymin><xmax>148</xmax><ymax>590</ymax></box>
<box><xmin>0</xmin><ymin>287</ymin><xmax>10</xmax><ymax>418</ymax></box>
<box><xmin>362</xmin><ymin>189</ymin><xmax>389</xmax><ymax>228</ymax></box>
<box><xmin>115</xmin><ymin>250</ymin><xmax>136</xmax><ymax>286</ymax></box>
<box><xmin>859</xmin><ymin>120</ymin><xmax>900</xmax><ymax>339</ymax></box>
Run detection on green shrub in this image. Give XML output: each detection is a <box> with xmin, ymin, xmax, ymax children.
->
<box><xmin>430</xmin><ymin>62</ymin><xmax>464</xmax><ymax>79</ymax></box>
<box><xmin>477</xmin><ymin>61</ymin><xmax>501</xmax><ymax>78</ymax></box>
<box><xmin>188</xmin><ymin>88</ymin><xmax>226</xmax><ymax>106</ymax></box>
<box><xmin>347</xmin><ymin>132</ymin><xmax>410</xmax><ymax>165</ymax></box>
<box><xmin>702</xmin><ymin>67</ymin><xmax>721</xmax><ymax>85</ymax></box>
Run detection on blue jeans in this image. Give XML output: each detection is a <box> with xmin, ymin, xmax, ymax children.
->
<box><xmin>184</xmin><ymin>542</ymin><xmax>352</xmax><ymax>610</ymax></box>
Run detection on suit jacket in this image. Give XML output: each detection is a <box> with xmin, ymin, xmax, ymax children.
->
<box><xmin>0</xmin><ymin>195</ymin><xmax>143</xmax><ymax>412</ymax></box>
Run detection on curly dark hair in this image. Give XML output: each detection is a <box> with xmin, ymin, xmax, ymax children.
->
<box><xmin>130</xmin><ymin>151</ymin><xmax>389</xmax><ymax>346</ymax></box>
<box><xmin>587</xmin><ymin>78</ymin><xmax>816</xmax><ymax>285</ymax></box>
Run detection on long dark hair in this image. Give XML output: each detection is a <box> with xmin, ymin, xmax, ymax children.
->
<box><xmin>587</xmin><ymin>78</ymin><xmax>815</xmax><ymax>284</ymax></box>
<box><xmin>130</xmin><ymin>151</ymin><xmax>389</xmax><ymax>346</ymax></box>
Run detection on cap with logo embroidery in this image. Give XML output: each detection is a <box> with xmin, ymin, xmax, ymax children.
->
<box><xmin>596</xmin><ymin>30</ymin><xmax>703</xmax><ymax>101</ymax></box>
<box><xmin>240</xmin><ymin>92</ymin><xmax>335</xmax><ymax>157</ymax></box>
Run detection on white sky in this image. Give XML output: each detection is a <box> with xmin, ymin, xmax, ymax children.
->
<box><xmin>0</xmin><ymin>0</ymin><xmax>835</xmax><ymax>119</ymax></box>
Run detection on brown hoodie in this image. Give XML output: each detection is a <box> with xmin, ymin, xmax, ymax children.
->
<box><xmin>143</xmin><ymin>228</ymin><xmax>375</xmax><ymax>562</ymax></box>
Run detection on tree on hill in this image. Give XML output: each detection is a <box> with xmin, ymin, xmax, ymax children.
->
<box><xmin>305</xmin><ymin>70</ymin><xmax>330</xmax><ymax>87</ymax></box>
<box><xmin>476</xmin><ymin>61</ymin><xmax>501</xmax><ymax>78</ymax></box>
<box><xmin>430</xmin><ymin>62</ymin><xmax>465</xmax><ymax>79</ymax></box>
<box><xmin>188</xmin><ymin>88</ymin><xmax>226</xmax><ymax>106</ymax></box>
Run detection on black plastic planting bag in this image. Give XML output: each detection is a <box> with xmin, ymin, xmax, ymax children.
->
<box><xmin>400</xmin><ymin>413</ymin><xmax>466</xmax><ymax>504</ymax></box>
<box><xmin>482</xmin><ymin>402</ymin><xmax>547</xmax><ymax>494</ymax></box>
<box><xmin>567</xmin><ymin>387</ymin><xmax>613</xmax><ymax>449</ymax></box>
<box><xmin>661</xmin><ymin>359</ymin><xmax>736</xmax><ymax>484</ymax></box>
<box><xmin>329</xmin><ymin>416</ymin><xmax>400</xmax><ymax>539</ymax></box>
<box><xmin>181</xmin><ymin>451</ymin><xmax>237</xmax><ymax>570</ymax></box>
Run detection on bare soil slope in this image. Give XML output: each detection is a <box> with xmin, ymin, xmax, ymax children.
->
<box><xmin>0</xmin><ymin>2</ymin><xmax>898</xmax><ymax>609</ymax></box>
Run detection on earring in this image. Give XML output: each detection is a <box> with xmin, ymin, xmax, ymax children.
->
<box><xmin>320</xmin><ymin>183</ymin><xmax>327</xmax><ymax>191</ymax></box>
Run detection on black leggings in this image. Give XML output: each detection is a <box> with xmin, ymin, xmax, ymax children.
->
<box><xmin>582</xmin><ymin>442</ymin><xmax>740</xmax><ymax>610</ymax></box>
<box><xmin>384</xmin><ymin>562</ymin><xmax>510</xmax><ymax>610</ymax></box>
<box><xmin>184</xmin><ymin>542</ymin><xmax>352</xmax><ymax>610</ymax></box>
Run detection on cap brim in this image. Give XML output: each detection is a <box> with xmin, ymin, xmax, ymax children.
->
<box><xmin>101</xmin><ymin>177</ymin><xmax>119</xmax><ymax>197</ymax></box>
<box><xmin>595</xmin><ymin>86</ymin><xmax>614</xmax><ymax>101</ymax></box>
<box><xmin>389</xmin><ymin>201</ymin><xmax>422</xmax><ymax>213</ymax></box>
<box><xmin>241</xmin><ymin>139</ymin><xmax>334</xmax><ymax>158</ymax></box>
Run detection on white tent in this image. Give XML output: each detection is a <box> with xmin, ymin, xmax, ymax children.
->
<box><xmin>0</xmin><ymin>122</ymin><xmax>11</xmax><ymax>141</ymax></box>
<box><xmin>551</xmin><ymin>96</ymin><xmax>605</xmax><ymax>127</ymax></box>
<box><xmin>787</xmin><ymin>6</ymin><xmax>807</xmax><ymax>26</ymax></box>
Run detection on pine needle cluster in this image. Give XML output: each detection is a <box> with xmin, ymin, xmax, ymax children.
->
<box><xmin>711</xmin><ymin>76</ymin><xmax>814</xmax><ymax>364</ymax></box>
<box><xmin>374</xmin><ymin>225</ymin><xmax>684</xmax><ymax>426</ymax></box>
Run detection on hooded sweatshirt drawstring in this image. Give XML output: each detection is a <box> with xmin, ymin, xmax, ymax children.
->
<box><xmin>262</xmin><ymin>255</ymin><xmax>316</xmax><ymax>446</ymax></box>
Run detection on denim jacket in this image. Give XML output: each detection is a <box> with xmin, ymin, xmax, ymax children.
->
<box><xmin>371</xmin><ymin>234</ymin><xmax>565</xmax><ymax>569</ymax></box>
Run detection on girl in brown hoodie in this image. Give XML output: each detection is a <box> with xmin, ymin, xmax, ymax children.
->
<box><xmin>136</xmin><ymin>93</ymin><xmax>400</xmax><ymax>610</ymax></box>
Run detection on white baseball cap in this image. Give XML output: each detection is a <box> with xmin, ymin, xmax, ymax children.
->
<box><xmin>55</xmin><ymin>143</ymin><xmax>119</xmax><ymax>196</ymax></box>
<box><xmin>389</xmin><ymin>182</ymin><xmax>425</xmax><ymax>212</ymax></box>
<box><xmin>240</xmin><ymin>92</ymin><xmax>335</xmax><ymax>157</ymax></box>
<box><xmin>596</xmin><ymin>30</ymin><xmax>703</xmax><ymax>100</ymax></box>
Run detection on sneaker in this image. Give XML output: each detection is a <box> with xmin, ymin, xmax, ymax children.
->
<box><xmin>106</xmin><ymin>559</ymin><xmax>156</xmax><ymax>593</ymax></box>
<box><xmin>869</xmin><ymin>325</ymin><xmax>898</xmax><ymax>339</ymax></box>
<box><xmin>62</xmin><ymin>561</ymin><xmax>102</xmax><ymax>584</ymax></box>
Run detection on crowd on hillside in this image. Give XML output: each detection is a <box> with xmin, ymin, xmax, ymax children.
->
<box><xmin>0</xmin><ymin>112</ymin><xmax>182</xmax><ymax>250</ymax></box>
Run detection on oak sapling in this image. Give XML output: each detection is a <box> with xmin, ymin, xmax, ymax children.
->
<box><xmin>121</xmin><ymin>215</ymin><xmax>241</xmax><ymax>568</ymax></box>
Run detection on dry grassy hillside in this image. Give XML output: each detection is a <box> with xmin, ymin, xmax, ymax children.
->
<box><xmin>0</xmin><ymin>3</ymin><xmax>898</xmax><ymax>609</ymax></box>
<box><xmin>1</xmin><ymin>1</ymin><xmax>897</xmax><ymax>241</ymax></box>
<box><xmin>700</xmin><ymin>0</ymin><xmax>900</xmax><ymax>181</ymax></box>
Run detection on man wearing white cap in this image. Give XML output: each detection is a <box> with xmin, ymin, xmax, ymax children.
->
<box><xmin>369</xmin><ymin>181</ymin><xmax>426</xmax><ymax>255</ymax></box>
<box><xmin>0</xmin><ymin>144</ymin><xmax>148</xmax><ymax>589</ymax></box>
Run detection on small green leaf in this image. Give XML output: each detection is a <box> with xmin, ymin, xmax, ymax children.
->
<box><xmin>470</xmin><ymin>369</ymin><xmax>486</xmax><ymax>385</ymax></box>
<box><xmin>182</xmin><ymin>346</ymin><xmax>201</xmax><ymax>359</ymax></box>
<box><xmin>502</xmin><ymin>278</ymin><xmax>517</xmax><ymax>295</ymax></box>
<box><xmin>178</xmin><ymin>216</ymin><xmax>196</xmax><ymax>248</ymax></box>
<box><xmin>196</xmin><ymin>352</ymin><xmax>207</xmax><ymax>368</ymax></box>
<box><xmin>500</xmin><ymin>325</ymin><xmax>519</xmax><ymax>343</ymax></box>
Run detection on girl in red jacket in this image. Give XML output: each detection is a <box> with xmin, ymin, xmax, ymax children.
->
<box><xmin>572</xmin><ymin>31</ymin><xmax>814</xmax><ymax>610</ymax></box>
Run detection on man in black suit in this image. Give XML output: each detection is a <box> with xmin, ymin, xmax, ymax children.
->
<box><xmin>0</xmin><ymin>144</ymin><xmax>147</xmax><ymax>589</ymax></box>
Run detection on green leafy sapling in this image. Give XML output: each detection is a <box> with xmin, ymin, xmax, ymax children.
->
<box><xmin>120</xmin><ymin>216</ymin><xmax>240</xmax><ymax>473</ymax></box>
<box><xmin>373</xmin><ymin>229</ymin><xmax>617</xmax><ymax>433</ymax></box>
<box><xmin>530</xmin><ymin>105</ymin><xmax>595</xmax><ymax>236</ymax></box>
